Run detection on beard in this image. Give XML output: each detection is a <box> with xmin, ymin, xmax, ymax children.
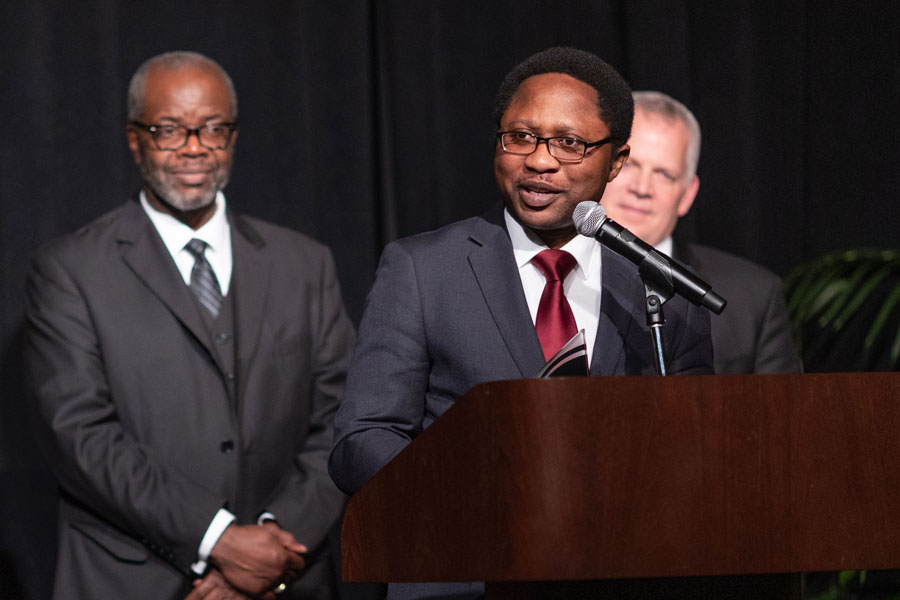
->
<box><xmin>139</xmin><ymin>157</ymin><xmax>231</xmax><ymax>213</ymax></box>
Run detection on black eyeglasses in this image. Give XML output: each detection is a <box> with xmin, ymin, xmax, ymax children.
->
<box><xmin>497</xmin><ymin>131</ymin><xmax>616</xmax><ymax>162</ymax></box>
<box><xmin>130</xmin><ymin>121</ymin><xmax>238</xmax><ymax>151</ymax></box>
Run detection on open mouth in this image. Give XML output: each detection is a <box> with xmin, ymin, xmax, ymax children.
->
<box><xmin>518</xmin><ymin>182</ymin><xmax>563</xmax><ymax>207</ymax></box>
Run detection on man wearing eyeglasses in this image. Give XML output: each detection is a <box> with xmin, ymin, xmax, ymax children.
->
<box><xmin>330</xmin><ymin>47</ymin><xmax>713</xmax><ymax>600</ymax></box>
<box><xmin>25</xmin><ymin>51</ymin><xmax>355</xmax><ymax>599</ymax></box>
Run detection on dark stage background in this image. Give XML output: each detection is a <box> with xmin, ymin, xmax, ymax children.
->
<box><xmin>1</xmin><ymin>1</ymin><xmax>897</xmax><ymax>598</ymax></box>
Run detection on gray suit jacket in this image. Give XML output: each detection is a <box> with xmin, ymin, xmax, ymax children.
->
<box><xmin>330</xmin><ymin>206</ymin><xmax>713</xmax><ymax>497</ymax></box>
<box><xmin>675</xmin><ymin>242</ymin><xmax>802</xmax><ymax>374</ymax></box>
<box><xmin>25</xmin><ymin>199</ymin><xmax>355</xmax><ymax>599</ymax></box>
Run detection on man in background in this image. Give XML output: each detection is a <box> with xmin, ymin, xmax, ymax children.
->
<box><xmin>602</xmin><ymin>91</ymin><xmax>802</xmax><ymax>374</ymax></box>
<box><xmin>25</xmin><ymin>51</ymin><xmax>355</xmax><ymax>599</ymax></box>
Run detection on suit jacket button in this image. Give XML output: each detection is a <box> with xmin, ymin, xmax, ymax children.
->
<box><xmin>220</xmin><ymin>440</ymin><xmax>235</xmax><ymax>454</ymax></box>
<box><xmin>215</xmin><ymin>332</ymin><xmax>230</xmax><ymax>344</ymax></box>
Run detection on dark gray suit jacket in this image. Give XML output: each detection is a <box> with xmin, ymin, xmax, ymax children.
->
<box><xmin>675</xmin><ymin>242</ymin><xmax>802</xmax><ymax>374</ymax></box>
<box><xmin>25</xmin><ymin>199</ymin><xmax>355</xmax><ymax>599</ymax></box>
<box><xmin>330</xmin><ymin>206</ymin><xmax>713</xmax><ymax>497</ymax></box>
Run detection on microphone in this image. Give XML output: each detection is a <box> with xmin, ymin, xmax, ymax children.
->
<box><xmin>573</xmin><ymin>201</ymin><xmax>726</xmax><ymax>314</ymax></box>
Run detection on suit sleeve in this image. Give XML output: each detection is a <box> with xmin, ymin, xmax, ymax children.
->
<box><xmin>329</xmin><ymin>241</ymin><xmax>431</xmax><ymax>495</ymax></box>
<box><xmin>753</xmin><ymin>278</ymin><xmax>803</xmax><ymax>373</ymax></box>
<box><xmin>24</xmin><ymin>248</ymin><xmax>223</xmax><ymax>571</ymax></box>
<box><xmin>260</xmin><ymin>247</ymin><xmax>356</xmax><ymax>550</ymax></box>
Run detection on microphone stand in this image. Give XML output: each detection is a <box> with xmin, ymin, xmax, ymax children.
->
<box><xmin>571</xmin><ymin>203</ymin><xmax>728</xmax><ymax>375</ymax></box>
<box><xmin>638</xmin><ymin>251</ymin><xmax>677</xmax><ymax>376</ymax></box>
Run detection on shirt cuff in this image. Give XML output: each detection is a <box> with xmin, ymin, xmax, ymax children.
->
<box><xmin>191</xmin><ymin>508</ymin><xmax>236</xmax><ymax>575</ymax></box>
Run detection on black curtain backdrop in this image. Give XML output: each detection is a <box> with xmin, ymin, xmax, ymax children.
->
<box><xmin>1</xmin><ymin>2</ymin><xmax>897</xmax><ymax>598</ymax></box>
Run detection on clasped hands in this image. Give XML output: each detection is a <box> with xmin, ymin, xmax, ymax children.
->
<box><xmin>185</xmin><ymin>521</ymin><xmax>306</xmax><ymax>600</ymax></box>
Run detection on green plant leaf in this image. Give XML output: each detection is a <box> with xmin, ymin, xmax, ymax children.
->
<box><xmin>784</xmin><ymin>249</ymin><xmax>900</xmax><ymax>371</ymax></box>
<box><xmin>817</xmin><ymin>262</ymin><xmax>881</xmax><ymax>328</ymax></box>
<box><xmin>791</xmin><ymin>265</ymin><xmax>846</xmax><ymax>323</ymax></box>
<box><xmin>865</xmin><ymin>281</ymin><xmax>900</xmax><ymax>349</ymax></box>
<box><xmin>892</xmin><ymin>319</ymin><xmax>900</xmax><ymax>366</ymax></box>
<box><xmin>837</xmin><ymin>569</ymin><xmax>863</xmax><ymax>587</ymax></box>
<box><xmin>834</xmin><ymin>265</ymin><xmax>893</xmax><ymax>329</ymax></box>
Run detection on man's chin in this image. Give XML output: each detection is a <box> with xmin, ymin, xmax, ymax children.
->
<box><xmin>158</xmin><ymin>187</ymin><xmax>218</xmax><ymax>213</ymax></box>
<box><xmin>513</xmin><ymin>211</ymin><xmax>573</xmax><ymax>233</ymax></box>
<box><xmin>174</xmin><ymin>197</ymin><xmax>216</xmax><ymax>213</ymax></box>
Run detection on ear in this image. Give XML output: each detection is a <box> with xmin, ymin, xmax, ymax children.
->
<box><xmin>126</xmin><ymin>126</ymin><xmax>142</xmax><ymax>165</ymax></box>
<box><xmin>676</xmin><ymin>174</ymin><xmax>700</xmax><ymax>217</ymax></box>
<box><xmin>607</xmin><ymin>143</ymin><xmax>630</xmax><ymax>181</ymax></box>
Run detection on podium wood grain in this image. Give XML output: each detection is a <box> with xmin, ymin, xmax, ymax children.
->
<box><xmin>341</xmin><ymin>373</ymin><xmax>900</xmax><ymax>587</ymax></box>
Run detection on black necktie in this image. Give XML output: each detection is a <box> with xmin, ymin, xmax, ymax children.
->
<box><xmin>184</xmin><ymin>239</ymin><xmax>223</xmax><ymax>317</ymax></box>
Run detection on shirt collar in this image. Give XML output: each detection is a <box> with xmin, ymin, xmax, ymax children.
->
<box><xmin>139</xmin><ymin>190</ymin><xmax>230</xmax><ymax>257</ymax></box>
<box><xmin>655</xmin><ymin>235</ymin><xmax>674</xmax><ymax>256</ymax></box>
<box><xmin>504</xmin><ymin>207</ymin><xmax>597</xmax><ymax>280</ymax></box>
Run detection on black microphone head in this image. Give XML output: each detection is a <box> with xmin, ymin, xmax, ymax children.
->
<box><xmin>573</xmin><ymin>201</ymin><xmax>607</xmax><ymax>237</ymax></box>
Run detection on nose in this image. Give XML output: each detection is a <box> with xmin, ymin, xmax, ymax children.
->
<box><xmin>179</xmin><ymin>129</ymin><xmax>208</xmax><ymax>156</ymax></box>
<box><xmin>523</xmin><ymin>139</ymin><xmax>560</xmax><ymax>172</ymax></box>
<box><xmin>628</xmin><ymin>168</ymin><xmax>652</xmax><ymax>198</ymax></box>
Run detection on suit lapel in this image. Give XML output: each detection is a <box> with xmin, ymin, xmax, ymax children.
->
<box><xmin>590</xmin><ymin>246</ymin><xmax>643</xmax><ymax>375</ymax></box>
<box><xmin>466</xmin><ymin>211</ymin><xmax>546</xmax><ymax>378</ymax></box>
<box><xmin>672</xmin><ymin>240</ymin><xmax>700</xmax><ymax>271</ymax></box>
<box><xmin>465</xmin><ymin>208</ymin><xmax>647</xmax><ymax>378</ymax></box>
<box><xmin>116</xmin><ymin>200</ymin><xmax>216</xmax><ymax>359</ymax></box>
<box><xmin>229</xmin><ymin>213</ymin><xmax>270</xmax><ymax>402</ymax></box>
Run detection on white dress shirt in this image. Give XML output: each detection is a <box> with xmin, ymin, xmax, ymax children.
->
<box><xmin>139</xmin><ymin>191</ymin><xmax>237</xmax><ymax>573</ymax></box>
<box><xmin>655</xmin><ymin>236</ymin><xmax>674</xmax><ymax>257</ymax></box>
<box><xmin>139</xmin><ymin>190</ymin><xmax>233</xmax><ymax>294</ymax></box>
<box><xmin>504</xmin><ymin>209</ymin><xmax>602</xmax><ymax>367</ymax></box>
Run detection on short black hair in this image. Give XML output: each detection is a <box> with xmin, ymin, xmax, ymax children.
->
<box><xmin>494</xmin><ymin>47</ymin><xmax>633</xmax><ymax>148</ymax></box>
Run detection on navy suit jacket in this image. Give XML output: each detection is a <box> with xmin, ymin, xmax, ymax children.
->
<box><xmin>330</xmin><ymin>205</ymin><xmax>713</xmax><ymax>496</ymax></box>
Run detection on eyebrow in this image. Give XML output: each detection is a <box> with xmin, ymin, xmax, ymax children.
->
<box><xmin>506</xmin><ymin>119</ymin><xmax>579</xmax><ymax>132</ymax></box>
<box><xmin>505</xmin><ymin>119</ymin><xmax>602</xmax><ymax>138</ymax></box>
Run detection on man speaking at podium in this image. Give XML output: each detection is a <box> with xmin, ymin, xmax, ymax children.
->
<box><xmin>330</xmin><ymin>47</ymin><xmax>714</xmax><ymax>599</ymax></box>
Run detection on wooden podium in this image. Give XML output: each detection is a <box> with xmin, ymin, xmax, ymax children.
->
<box><xmin>341</xmin><ymin>373</ymin><xmax>900</xmax><ymax>598</ymax></box>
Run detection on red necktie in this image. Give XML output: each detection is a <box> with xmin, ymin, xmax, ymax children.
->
<box><xmin>532</xmin><ymin>249</ymin><xmax>579</xmax><ymax>361</ymax></box>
